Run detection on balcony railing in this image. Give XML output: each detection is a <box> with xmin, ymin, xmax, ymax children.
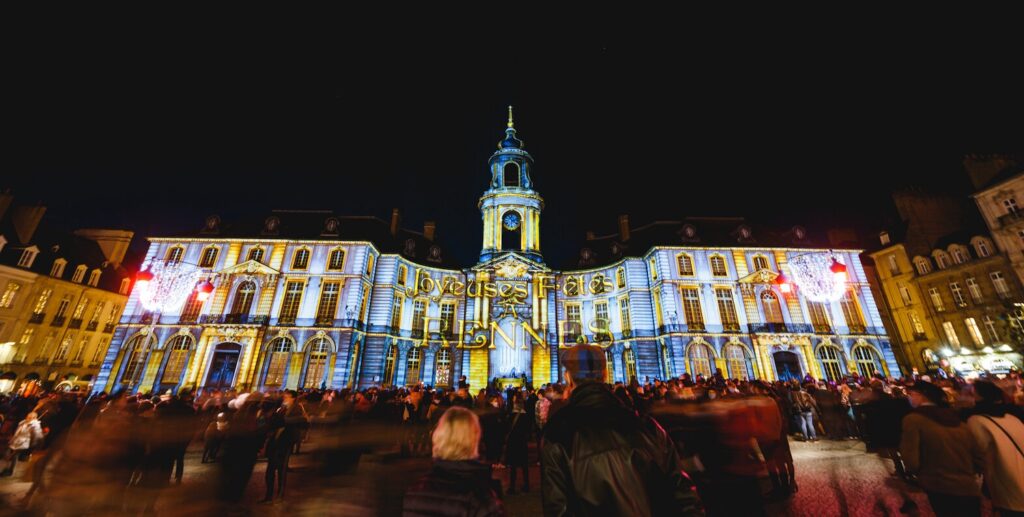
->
<box><xmin>86</xmin><ymin>321</ymin><xmax>98</xmax><ymax>331</ymax></box>
<box><xmin>103</xmin><ymin>323</ymin><xmax>116</xmax><ymax>333</ymax></box>
<box><xmin>811</xmin><ymin>323</ymin><xmax>832</xmax><ymax>334</ymax></box>
<box><xmin>997</xmin><ymin>210</ymin><xmax>1024</xmax><ymax>228</ymax></box>
<box><xmin>50</xmin><ymin>315</ymin><xmax>66</xmax><ymax>327</ymax></box>
<box><xmin>722</xmin><ymin>322</ymin><xmax>741</xmax><ymax>333</ymax></box>
<box><xmin>914</xmin><ymin>332</ymin><xmax>928</xmax><ymax>341</ymax></box>
<box><xmin>750</xmin><ymin>323</ymin><xmax>788</xmax><ymax>333</ymax></box>
<box><xmin>67</xmin><ymin>318</ymin><xmax>83</xmax><ymax>329</ymax></box>
<box><xmin>28</xmin><ymin>313</ymin><xmax>45</xmax><ymax>324</ymax></box>
<box><xmin>848</xmin><ymin>324</ymin><xmax>867</xmax><ymax>334</ymax></box>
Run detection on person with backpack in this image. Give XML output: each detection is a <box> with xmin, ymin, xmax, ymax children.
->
<box><xmin>792</xmin><ymin>385</ymin><xmax>819</xmax><ymax>442</ymax></box>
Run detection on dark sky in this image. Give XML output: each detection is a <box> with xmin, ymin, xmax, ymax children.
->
<box><xmin>8</xmin><ymin>21</ymin><xmax>1023</xmax><ymax>266</ymax></box>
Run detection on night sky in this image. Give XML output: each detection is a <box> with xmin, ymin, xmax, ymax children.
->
<box><xmin>8</xmin><ymin>22</ymin><xmax>1023</xmax><ymax>266</ymax></box>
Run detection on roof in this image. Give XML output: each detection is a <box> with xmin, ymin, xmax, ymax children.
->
<box><xmin>0</xmin><ymin>228</ymin><xmax>137</xmax><ymax>294</ymax></box>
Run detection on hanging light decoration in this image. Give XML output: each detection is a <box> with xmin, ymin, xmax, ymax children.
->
<box><xmin>137</xmin><ymin>261</ymin><xmax>203</xmax><ymax>313</ymax></box>
<box><xmin>788</xmin><ymin>252</ymin><xmax>848</xmax><ymax>302</ymax></box>
<box><xmin>196</xmin><ymin>279</ymin><xmax>215</xmax><ymax>302</ymax></box>
<box><xmin>774</xmin><ymin>270</ymin><xmax>792</xmax><ymax>294</ymax></box>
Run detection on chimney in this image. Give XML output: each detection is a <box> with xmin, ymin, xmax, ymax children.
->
<box><xmin>0</xmin><ymin>189</ymin><xmax>12</xmax><ymax>221</ymax></box>
<box><xmin>390</xmin><ymin>208</ymin><xmax>401</xmax><ymax>237</ymax></box>
<box><xmin>423</xmin><ymin>221</ymin><xmax>436</xmax><ymax>241</ymax></box>
<box><xmin>618</xmin><ymin>214</ymin><xmax>630</xmax><ymax>242</ymax></box>
<box><xmin>74</xmin><ymin>229</ymin><xmax>135</xmax><ymax>268</ymax></box>
<box><xmin>11</xmin><ymin>204</ymin><xmax>46</xmax><ymax>245</ymax></box>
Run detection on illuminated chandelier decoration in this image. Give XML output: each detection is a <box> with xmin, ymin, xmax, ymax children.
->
<box><xmin>787</xmin><ymin>252</ymin><xmax>848</xmax><ymax>302</ymax></box>
<box><xmin>136</xmin><ymin>261</ymin><xmax>205</xmax><ymax>313</ymax></box>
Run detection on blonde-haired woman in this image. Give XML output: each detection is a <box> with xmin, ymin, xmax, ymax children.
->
<box><xmin>403</xmin><ymin>406</ymin><xmax>505</xmax><ymax>517</ymax></box>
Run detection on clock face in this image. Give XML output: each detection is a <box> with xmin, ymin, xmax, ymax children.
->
<box><xmin>502</xmin><ymin>212</ymin><xmax>521</xmax><ymax>230</ymax></box>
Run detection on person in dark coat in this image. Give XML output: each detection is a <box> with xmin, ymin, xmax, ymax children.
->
<box><xmin>403</xmin><ymin>406</ymin><xmax>505</xmax><ymax>516</ymax></box>
<box><xmin>218</xmin><ymin>392</ymin><xmax>265</xmax><ymax>506</ymax></box>
<box><xmin>504</xmin><ymin>391</ymin><xmax>532</xmax><ymax>494</ymax></box>
<box><xmin>261</xmin><ymin>390</ymin><xmax>309</xmax><ymax>503</ymax></box>
<box><xmin>478</xmin><ymin>395</ymin><xmax>507</xmax><ymax>467</ymax></box>
<box><xmin>541</xmin><ymin>345</ymin><xmax>703</xmax><ymax>516</ymax></box>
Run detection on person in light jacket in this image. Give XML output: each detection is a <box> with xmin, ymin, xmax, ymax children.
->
<box><xmin>966</xmin><ymin>381</ymin><xmax>1024</xmax><ymax>517</ymax></box>
<box><xmin>1</xmin><ymin>411</ymin><xmax>44</xmax><ymax>476</ymax></box>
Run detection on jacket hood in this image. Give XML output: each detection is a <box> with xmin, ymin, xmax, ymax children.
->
<box><xmin>913</xmin><ymin>405</ymin><xmax>962</xmax><ymax>427</ymax></box>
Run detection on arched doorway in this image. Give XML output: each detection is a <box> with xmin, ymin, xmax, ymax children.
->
<box><xmin>205</xmin><ymin>342</ymin><xmax>242</xmax><ymax>390</ymax></box>
<box><xmin>773</xmin><ymin>350</ymin><xmax>802</xmax><ymax>381</ymax></box>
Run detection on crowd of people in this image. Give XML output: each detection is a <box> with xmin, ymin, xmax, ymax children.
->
<box><xmin>0</xmin><ymin>352</ymin><xmax>1022</xmax><ymax>516</ymax></box>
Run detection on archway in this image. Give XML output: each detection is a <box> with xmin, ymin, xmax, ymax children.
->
<box><xmin>205</xmin><ymin>342</ymin><xmax>242</xmax><ymax>390</ymax></box>
<box><xmin>773</xmin><ymin>351</ymin><xmax>803</xmax><ymax>381</ymax></box>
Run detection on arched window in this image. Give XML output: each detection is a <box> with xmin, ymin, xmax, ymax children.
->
<box><xmin>87</xmin><ymin>269</ymin><xmax>102</xmax><ymax>287</ymax></box>
<box><xmin>292</xmin><ymin>248</ymin><xmax>310</xmax><ymax>270</ymax></box>
<box><xmin>934</xmin><ymin>251</ymin><xmax>950</xmax><ymax>270</ymax></box>
<box><xmin>165</xmin><ymin>246</ymin><xmax>184</xmax><ymax>264</ymax></box>
<box><xmin>406</xmin><ymin>347</ymin><xmax>422</xmax><ymax>386</ymax></box>
<box><xmin>435</xmin><ymin>348</ymin><xmax>452</xmax><ymax>387</ymax></box>
<box><xmin>676</xmin><ymin>253</ymin><xmax>694</xmax><ymax>276</ymax></box>
<box><xmin>752</xmin><ymin>255</ymin><xmax>770</xmax><ymax>272</ymax></box>
<box><xmin>817</xmin><ymin>345</ymin><xmax>844</xmax><ymax>382</ymax></box>
<box><xmin>914</xmin><ymin>257</ymin><xmax>932</xmax><ymax>275</ymax></box>
<box><xmin>397</xmin><ymin>265</ymin><xmax>408</xmax><ymax>286</ymax></box>
<box><xmin>688</xmin><ymin>342</ymin><xmax>713</xmax><ymax>378</ymax></box>
<box><xmin>231</xmin><ymin>281</ymin><xmax>256</xmax><ymax>316</ymax></box>
<box><xmin>264</xmin><ymin>338</ymin><xmax>292</xmax><ymax>387</ymax></box>
<box><xmin>162</xmin><ymin>335</ymin><xmax>193</xmax><ymax>384</ymax></box>
<box><xmin>616</xmin><ymin>267</ymin><xmax>626</xmax><ymax>288</ymax></box>
<box><xmin>71</xmin><ymin>265</ymin><xmax>87</xmax><ymax>283</ymax></box>
<box><xmin>724</xmin><ymin>344</ymin><xmax>753</xmax><ymax>380</ymax></box>
<box><xmin>761</xmin><ymin>290</ymin><xmax>784</xmax><ymax>323</ymax></box>
<box><xmin>328</xmin><ymin>248</ymin><xmax>346</xmax><ymax>271</ymax></box>
<box><xmin>623</xmin><ymin>347</ymin><xmax>637</xmax><ymax>384</ymax></box>
<box><xmin>50</xmin><ymin>259</ymin><xmax>67</xmax><ymax>278</ymax></box>
<box><xmin>503</xmin><ymin>162</ymin><xmax>520</xmax><ymax>187</ymax></box>
<box><xmin>973</xmin><ymin>237</ymin><xmax>992</xmax><ymax>258</ymax></box>
<box><xmin>709</xmin><ymin>255</ymin><xmax>728</xmax><ymax>277</ymax></box>
<box><xmin>382</xmin><ymin>344</ymin><xmax>398</xmax><ymax>386</ymax></box>
<box><xmin>950</xmin><ymin>246</ymin><xmax>967</xmax><ymax>264</ymax></box>
<box><xmin>853</xmin><ymin>345</ymin><xmax>884</xmax><ymax>378</ymax></box>
<box><xmin>304</xmin><ymin>337</ymin><xmax>331</xmax><ymax>388</ymax></box>
<box><xmin>121</xmin><ymin>334</ymin><xmax>154</xmax><ymax>385</ymax></box>
<box><xmin>247</xmin><ymin>247</ymin><xmax>264</xmax><ymax>263</ymax></box>
<box><xmin>199</xmin><ymin>246</ymin><xmax>219</xmax><ymax>268</ymax></box>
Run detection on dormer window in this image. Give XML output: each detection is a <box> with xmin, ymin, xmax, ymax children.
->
<box><xmin>18</xmin><ymin>247</ymin><xmax>38</xmax><ymax>268</ymax></box>
<box><xmin>50</xmin><ymin>259</ymin><xmax>67</xmax><ymax>278</ymax></box>
<box><xmin>951</xmin><ymin>246</ymin><xmax>966</xmax><ymax>264</ymax></box>
<box><xmin>88</xmin><ymin>269</ymin><xmax>101</xmax><ymax>287</ymax></box>
<box><xmin>119</xmin><ymin>278</ymin><xmax>131</xmax><ymax>295</ymax></box>
<box><xmin>934</xmin><ymin>252</ymin><xmax>950</xmax><ymax>270</ymax></box>
<box><xmin>72</xmin><ymin>265</ymin><xmax>87</xmax><ymax>283</ymax></box>
<box><xmin>879</xmin><ymin>232</ymin><xmax>890</xmax><ymax>245</ymax></box>
<box><xmin>972</xmin><ymin>237</ymin><xmax>992</xmax><ymax>258</ymax></box>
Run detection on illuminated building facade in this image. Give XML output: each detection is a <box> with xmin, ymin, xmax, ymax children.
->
<box><xmin>96</xmin><ymin>111</ymin><xmax>900</xmax><ymax>394</ymax></box>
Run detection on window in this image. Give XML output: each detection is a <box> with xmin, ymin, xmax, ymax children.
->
<box><xmin>165</xmin><ymin>246</ymin><xmax>184</xmax><ymax>264</ymax></box>
<box><xmin>605</xmin><ymin>350</ymin><xmax>616</xmax><ymax>382</ymax></box>
<box><xmin>53</xmin><ymin>334</ymin><xmax>73</xmax><ymax>362</ymax></box>
<box><xmin>915</xmin><ymin>259</ymin><xmax>931</xmax><ymax>275</ymax></box>
<box><xmin>199</xmin><ymin>246</ymin><xmax>219</xmax><ymax>268</ymax></box>
<box><xmin>54</xmin><ymin>297</ymin><xmax>71</xmax><ymax>319</ymax></box>
<box><xmin>162</xmin><ymin>335</ymin><xmax>193</xmax><ymax>383</ymax></box>
<box><xmin>624</xmin><ymin>347</ymin><xmax>638</xmax><ymax>383</ymax></box>
<box><xmin>619</xmin><ymin>297</ymin><xmax>632</xmax><ymax>334</ymax></box>
<box><xmin>328</xmin><ymin>248</ymin><xmax>345</xmax><ymax>271</ymax></box>
<box><xmin>247</xmin><ymin>247</ymin><xmax>265</xmax><ymax>263</ymax></box>
<box><xmin>950</xmin><ymin>282</ymin><xmax>967</xmax><ymax>308</ymax></box>
<box><xmin>50</xmin><ymin>259</ymin><xmax>67</xmax><ymax>278</ymax></box>
<box><xmin>304</xmin><ymin>338</ymin><xmax>330</xmax><ymax>388</ymax></box>
<box><xmin>966</xmin><ymin>277</ymin><xmax>983</xmax><ymax>303</ymax></box>
<box><xmin>231</xmin><ymin>281</ymin><xmax>256</xmax><ymax>316</ymax></box>
<box><xmin>752</xmin><ymin>255</ymin><xmax>770</xmax><ymax>272</ymax></box>
<box><xmin>807</xmin><ymin>301</ymin><xmax>831</xmax><ymax>333</ymax></box>
<box><xmin>72</xmin><ymin>298</ymin><xmax>88</xmax><ymax>320</ymax></box>
<box><xmin>951</xmin><ymin>247</ymin><xmax>966</xmax><ymax>264</ymax></box>
<box><xmin>119</xmin><ymin>278</ymin><xmax>131</xmax><ymax>295</ymax></box>
<box><xmin>565</xmin><ymin>303</ymin><xmax>582</xmax><ymax>342</ymax></box>
<box><xmin>942</xmin><ymin>321</ymin><xmax>961</xmax><ymax>347</ymax></box>
<box><xmin>292</xmin><ymin>248</ymin><xmax>310</xmax><ymax>270</ymax></box>
<box><xmin>278</xmin><ymin>281</ymin><xmax>304</xmax><ymax>324</ymax></box>
<box><xmin>616</xmin><ymin>267</ymin><xmax>626</xmax><ymax>288</ymax></box>
<box><xmin>89</xmin><ymin>301</ymin><xmax>106</xmax><ymax>328</ymax></box>
<box><xmin>390</xmin><ymin>295</ymin><xmax>404</xmax><ymax>329</ymax></box>
<box><xmin>91</xmin><ymin>338</ymin><xmax>108</xmax><ymax>364</ymax></box>
<box><xmin>677</xmin><ymin>253</ymin><xmax>694</xmax><ymax>276</ymax></box>
<box><xmin>73</xmin><ymin>336</ymin><xmax>89</xmax><ymax>362</ymax></box>
<box><xmin>0</xmin><ymin>282</ymin><xmax>20</xmax><ymax>308</ymax></box>
<box><xmin>680</xmin><ymin>287</ymin><xmax>704</xmax><ymax>331</ymax></box>
<box><xmin>983</xmin><ymin>315</ymin><xmax>999</xmax><ymax>341</ymax></box>
<box><xmin>179</xmin><ymin>291</ymin><xmax>204</xmax><ymax>323</ymax></box>
<box><xmin>316</xmin><ymin>281</ymin><xmax>341</xmax><ymax>324</ymax></box>
<box><xmin>976</xmin><ymin>239</ymin><xmax>991</xmax><ymax>258</ymax></box>
<box><xmin>411</xmin><ymin>299</ymin><xmax>427</xmax><ymax>333</ymax></box>
<box><xmin>840</xmin><ymin>289</ymin><xmax>866</xmax><ymax>332</ymax></box>
<box><xmin>724</xmin><ymin>344</ymin><xmax>752</xmax><ymax>380</ymax></box>
<box><xmin>435</xmin><ymin>348</ymin><xmax>452</xmax><ymax>386</ymax></box>
<box><xmin>33</xmin><ymin>289</ymin><xmax>52</xmax><ymax>315</ymax></box>
<box><xmin>688</xmin><ymin>342</ymin><xmax>713</xmax><ymax>378</ymax></box>
<box><xmin>898</xmin><ymin>284</ymin><xmax>913</xmax><ymax>305</ymax></box>
<box><xmin>405</xmin><ymin>347</ymin><xmax>422</xmax><ymax>385</ymax></box>
<box><xmin>365</xmin><ymin>253</ymin><xmax>375</xmax><ymax>275</ymax></box>
<box><xmin>264</xmin><ymin>338</ymin><xmax>292</xmax><ymax>387</ymax></box>
<box><xmin>935</xmin><ymin>253</ymin><xmax>950</xmax><ymax>270</ymax></box>
<box><xmin>594</xmin><ymin>300</ymin><xmax>610</xmax><ymax>339</ymax></box>
<box><xmin>817</xmin><ymin>345</ymin><xmax>844</xmax><ymax>382</ymax></box>
<box><xmin>709</xmin><ymin>255</ymin><xmax>728</xmax><ymax>277</ymax></box>
<box><xmin>382</xmin><ymin>344</ymin><xmax>398</xmax><ymax>385</ymax></box>
<box><xmin>716</xmin><ymin>288</ymin><xmax>739</xmax><ymax>331</ymax></box>
<box><xmin>991</xmin><ymin>272</ymin><xmax>1011</xmax><ymax>298</ymax></box>
<box><xmin>87</xmin><ymin>269</ymin><xmax>101</xmax><ymax>287</ymax></box>
<box><xmin>762</xmin><ymin>290</ymin><xmax>784</xmax><ymax>323</ymax></box>
<box><xmin>888</xmin><ymin>255</ymin><xmax>900</xmax><ymax>276</ymax></box>
<box><xmin>853</xmin><ymin>346</ymin><xmax>882</xmax><ymax>378</ymax></box>
<box><xmin>360</xmin><ymin>285</ymin><xmax>371</xmax><ymax>321</ymax></box>
<box><xmin>72</xmin><ymin>265</ymin><xmax>87</xmax><ymax>283</ymax></box>
<box><xmin>121</xmin><ymin>335</ymin><xmax>153</xmax><ymax>385</ymax></box>
<box><xmin>929</xmin><ymin>288</ymin><xmax>945</xmax><ymax>312</ymax></box>
<box><xmin>440</xmin><ymin>302</ymin><xmax>456</xmax><ymax>338</ymax></box>
<box><xmin>649</xmin><ymin>258</ymin><xmax>658</xmax><ymax>280</ymax></box>
<box><xmin>106</xmin><ymin>304</ymin><xmax>120</xmax><ymax>327</ymax></box>
<box><xmin>19</xmin><ymin>328</ymin><xmax>34</xmax><ymax>346</ymax></box>
<box><xmin>397</xmin><ymin>265</ymin><xmax>408</xmax><ymax>286</ymax></box>
<box><xmin>1004</xmin><ymin>197</ymin><xmax>1019</xmax><ymax>215</ymax></box>
<box><xmin>965</xmin><ymin>318</ymin><xmax>985</xmax><ymax>346</ymax></box>
<box><xmin>18</xmin><ymin>248</ymin><xmax>38</xmax><ymax>268</ymax></box>
<box><xmin>879</xmin><ymin>232</ymin><xmax>890</xmax><ymax>245</ymax></box>
<box><xmin>909</xmin><ymin>311</ymin><xmax>926</xmax><ymax>336</ymax></box>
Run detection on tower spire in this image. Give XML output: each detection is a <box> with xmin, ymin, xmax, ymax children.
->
<box><xmin>507</xmin><ymin>105</ymin><xmax>514</xmax><ymax>128</ymax></box>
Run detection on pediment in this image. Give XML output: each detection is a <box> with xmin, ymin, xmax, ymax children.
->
<box><xmin>475</xmin><ymin>252</ymin><xmax>550</xmax><ymax>278</ymax></box>
<box><xmin>217</xmin><ymin>259</ymin><xmax>280</xmax><ymax>276</ymax></box>
<box><xmin>738</xmin><ymin>268</ymin><xmax>779</xmax><ymax>284</ymax></box>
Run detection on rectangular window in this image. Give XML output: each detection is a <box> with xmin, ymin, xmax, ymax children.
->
<box><xmin>33</xmin><ymin>289</ymin><xmax>52</xmax><ymax>315</ymax></box>
<box><xmin>966</xmin><ymin>277</ymin><xmax>983</xmax><ymax>303</ymax></box>
<box><xmin>390</xmin><ymin>295</ymin><xmax>404</xmax><ymax>329</ymax></box>
<box><xmin>807</xmin><ymin>301</ymin><xmax>832</xmax><ymax>333</ymax></box>
<box><xmin>909</xmin><ymin>311</ymin><xmax>925</xmax><ymax>336</ymax></box>
<box><xmin>943</xmin><ymin>321</ymin><xmax>961</xmax><ymax>347</ymax></box>
<box><xmin>965</xmin><ymin>318</ymin><xmax>985</xmax><ymax>346</ymax></box>
<box><xmin>983</xmin><ymin>315</ymin><xmax>999</xmax><ymax>341</ymax></box>
<box><xmin>888</xmin><ymin>255</ymin><xmax>900</xmax><ymax>276</ymax></box>
<box><xmin>72</xmin><ymin>298</ymin><xmax>89</xmax><ymax>320</ymax></box>
<box><xmin>950</xmin><ymin>282</ymin><xmax>967</xmax><ymax>308</ymax></box>
<box><xmin>397</xmin><ymin>266</ymin><xmax>407</xmax><ymax>286</ymax></box>
<box><xmin>898</xmin><ymin>284</ymin><xmax>913</xmax><ymax>305</ymax></box>
<box><xmin>709</xmin><ymin>255</ymin><xmax>728</xmax><ymax>277</ymax></box>
<box><xmin>19</xmin><ymin>328</ymin><xmax>34</xmax><ymax>345</ymax></box>
<box><xmin>0</xmin><ymin>282</ymin><xmax>20</xmax><ymax>308</ymax></box>
<box><xmin>278</xmin><ymin>281</ymin><xmax>304</xmax><ymax>324</ymax></box>
<box><xmin>929</xmin><ymin>288</ymin><xmax>945</xmax><ymax>312</ymax></box>
<box><xmin>991</xmin><ymin>272</ymin><xmax>1010</xmax><ymax>298</ymax></box>
<box><xmin>91</xmin><ymin>338</ymin><xmax>108</xmax><ymax>364</ymax></box>
<box><xmin>315</xmin><ymin>281</ymin><xmax>341</xmax><ymax>325</ymax></box>
<box><xmin>440</xmin><ymin>302</ymin><xmax>456</xmax><ymax>338</ymax></box>
<box><xmin>199</xmin><ymin>246</ymin><xmax>219</xmax><ymax>268</ymax></box>
<box><xmin>411</xmin><ymin>299</ymin><xmax>427</xmax><ymax>333</ymax></box>
<box><xmin>619</xmin><ymin>297</ymin><xmax>631</xmax><ymax>333</ymax></box>
<box><xmin>677</xmin><ymin>254</ymin><xmax>694</xmax><ymax>276</ymax></box>
<box><xmin>681</xmin><ymin>287</ymin><xmax>705</xmax><ymax>331</ymax></box>
<box><xmin>53</xmin><ymin>334</ymin><xmax>73</xmax><ymax>362</ymax></box>
<box><xmin>565</xmin><ymin>303</ymin><xmax>582</xmax><ymax>342</ymax></box>
<box><xmin>715</xmin><ymin>288</ymin><xmax>739</xmax><ymax>331</ymax></box>
<box><xmin>840</xmin><ymin>289</ymin><xmax>866</xmax><ymax>332</ymax></box>
<box><xmin>54</xmin><ymin>298</ymin><xmax>71</xmax><ymax>318</ymax></box>
<box><xmin>73</xmin><ymin>336</ymin><xmax>89</xmax><ymax>362</ymax></box>
<box><xmin>594</xmin><ymin>300</ymin><xmax>609</xmax><ymax>329</ymax></box>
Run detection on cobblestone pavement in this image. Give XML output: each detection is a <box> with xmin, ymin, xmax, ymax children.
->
<box><xmin>0</xmin><ymin>437</ymin><xmax>985</xmax><ymax>516</ymax></box>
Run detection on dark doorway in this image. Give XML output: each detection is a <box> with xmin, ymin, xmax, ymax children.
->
<box><xmin>503</xmin><ymin>162</ymin><xmax>519</xmax><ymax>187</ymax></box>
<box><xmin>205</xmin><ymin>342</ymin><xmax>241</xmax><ymax>390</ymax></box>
<box><xmin>502</xmin><ymin>227</ymin><xmax>521</xmax><ymax>252</ymax></box>
<box><xmin>773</xmin><ymin>351</ymin><xmax>802</xmax><ymax>382</ymax></box>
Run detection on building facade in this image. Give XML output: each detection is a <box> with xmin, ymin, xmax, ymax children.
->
<box><xmin>96</xmin><ymin>112</ymin><xmax>900</xmax><ymax>394</ymax></box>
<box><xmin>971</xmin><ymin>164</ymin><xmax>1024</xmax><ymax>286</ymax></box>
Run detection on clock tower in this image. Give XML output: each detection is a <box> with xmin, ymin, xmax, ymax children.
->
<box><xmin>479</xmin><ymin>106</ymin><xmax>544</xmax><ymax>263</ymax></box>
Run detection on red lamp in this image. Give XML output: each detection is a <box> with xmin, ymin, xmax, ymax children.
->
<box><xmin>830</xmin><ymin>257</ymin><xmax>848</xmax><ymax>283</ymax></box>
<box><xmin>774</xmin><ymin>270</ymin><xmax>792</xmax><ymax>294</ymax></box>
<box><xmin>136</xmin><ymin>270</ymin><xmax>154</xmax><ymax>291</ymax></box>
<box><xmin>196</xmin><ymin>280</ymin><xmax>214</xmax><ymax>302</ymax></box>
